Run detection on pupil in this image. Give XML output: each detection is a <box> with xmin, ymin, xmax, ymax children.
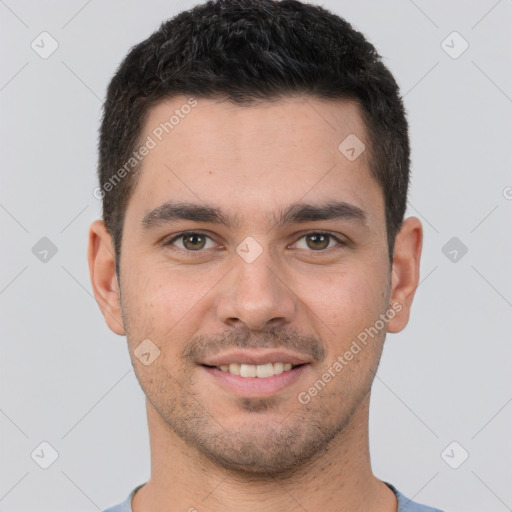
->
<box><xmin>308</xmin><ymin>234</ymin><xmax>328</xmax><ymax>250</ymax></box>
<box><xmin>185</xmin><ymin>234</ymin><xmax>205</xmax><ymax>250</ymax></box>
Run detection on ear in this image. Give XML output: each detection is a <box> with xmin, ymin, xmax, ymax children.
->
<box><xmin>87</xmin><ymin>220</ymin><xmax>125</xmax><ymax>335</ymax></box>
<box><xmin>387</xmin><ymin>216</ymin><xmax>423</xmax><ymax>334</ymax></box>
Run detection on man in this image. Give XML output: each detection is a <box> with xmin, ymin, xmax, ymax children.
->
<box><xmin>88</xmin><ymin>1</ymin><xmax>444</xmax><ymax>510</ymax></box>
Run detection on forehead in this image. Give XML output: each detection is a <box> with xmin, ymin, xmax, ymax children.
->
<box><xmin>127</xmin><ymin>95</ymin><xmax>384</xmax><ymax>231</ymax></box>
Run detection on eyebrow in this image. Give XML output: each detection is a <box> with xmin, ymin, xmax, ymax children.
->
<box><xmin>140</xmin><ymin>200</ymin><xmax>367</xmax><ymax>231</ymax></box>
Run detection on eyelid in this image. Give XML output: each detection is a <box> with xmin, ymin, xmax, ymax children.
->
<box><xmin>163</xmin><ymin>230</ymin><xmax>221</xmax><ymax>251</ymax></box>
<box><xmin>290</xmin><ymin>231</ymin><xmax>347</xmax><ymax>249</ymax></box>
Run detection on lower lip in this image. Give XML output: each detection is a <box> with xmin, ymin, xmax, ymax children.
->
<box><xmin>201</xmin><ymin>364</ymin><xmax>310</xmax><ymax>397</ymax></box>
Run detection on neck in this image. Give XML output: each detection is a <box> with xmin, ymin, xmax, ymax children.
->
<box><xmin>132</xmin><ymin>393</ymin><xmax>397</xmax><ymax>512</ymax></box>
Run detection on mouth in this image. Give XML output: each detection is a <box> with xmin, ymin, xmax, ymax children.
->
<box><xmin>198</xmin><ymin>351</ymin><xmax>312</xmax><ymax>397</ymax></box>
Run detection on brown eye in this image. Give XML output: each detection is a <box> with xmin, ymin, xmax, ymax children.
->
<box><xmin>293</xmin><ymin>232</ymin><xmax>344</xmax><ymax>251</ymax></box>
<box><xmin>182</xmin><ymin>233</ymin><xmax>207</xmax><ymax>250</ymax></box>
<box><xmin>166</xmin><ymin>232</ymin><xmax>216</xmax><ymax>251</ymax></box>
<box><xmin>305</xmin><ymin>233</ymin><xmax>330</xmax><ymax>250</ymax></box>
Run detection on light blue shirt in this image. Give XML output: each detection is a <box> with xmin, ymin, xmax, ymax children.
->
<box><xmin>102</xmin><ymin>481</ymin><xmax>444</xmax><ymax>511</ymax></box>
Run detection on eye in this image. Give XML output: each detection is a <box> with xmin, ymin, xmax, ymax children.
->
<box><xmin>293</xmin><ymin>232</ymin><xmax>345</xmax><ymax>251</ymax></box>
<box><xmin>166</xmin><ymin>231</ymin><xmax>217</xmax><ymax>251</ymax></box>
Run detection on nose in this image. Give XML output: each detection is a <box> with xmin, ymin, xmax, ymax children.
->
<box><xmin>214</xmin><ymin>247</ymin><xmax>297</xmax><ymax>331</ymax></box>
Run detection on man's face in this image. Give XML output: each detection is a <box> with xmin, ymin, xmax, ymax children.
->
<box><xmin>115</xmin><ymin>96</ymin><xmax>394</xmax><ymax>473</ymax></box>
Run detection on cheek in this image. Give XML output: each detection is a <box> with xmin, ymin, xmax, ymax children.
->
<box><xmin>121</xmin><ymin>262</ymin><xmax>217</xmax><ymax>345</ymax></box>
<box><xmin>299</xmin><ymin>262</ymin><xmax>388</xmax><ymax>339</ymax></box>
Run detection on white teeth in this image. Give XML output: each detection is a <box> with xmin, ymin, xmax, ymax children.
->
<box><xmin>240</xmin><ymin>364</ymin><xmax>256</xmax><ymax>377</ymax></box>
<box><xmin>228</xmin><ymin>363</ymin><xmax>241</xmax><ymax>375</ymax></box>
<box><xmin>256</xmin><ymin>363</ymin><xmax>274</xmax><ymax>378</ymax></box>
<box><xmin>273</xmin><ymin>362</ymin><xmax>284</xmax><ymax>375</ymax></box>
<box><xmin>217</xmin><ymin>362</ymin><xmax>297</xmax><ymax>378</ymax></box>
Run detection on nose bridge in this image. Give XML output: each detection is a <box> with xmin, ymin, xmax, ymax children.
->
<box><xmin>216</xmin><ymin>240</ymin><xmax>296</xmax><ymax>330</ymax></box>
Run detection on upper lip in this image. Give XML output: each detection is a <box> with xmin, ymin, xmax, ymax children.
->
<box><xmin>200</xmin><ymin>350</ymin><xmax>312</xmax><ymax>367</ymax></box>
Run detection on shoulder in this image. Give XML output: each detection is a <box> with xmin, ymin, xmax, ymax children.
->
<box><xmin>385</xmin><ymin>482</ymin><xmax>445</xmax><ymax>512</ymax></box>
<box><xmin>102</xmin><ymin>503</ymin><xmax>130</xmax><ymax>512</ymax></box>
<box><xmin>101</xmin><ymin>483</ymin><xmax>146</xmax><ymax>512</ymax></box>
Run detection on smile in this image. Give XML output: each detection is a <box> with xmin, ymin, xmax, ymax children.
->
<box><xmin>215</xmin><ymin>362</ymin><xmax>297</xmax><ymax>378</ymax></box>
<box><xmin>201</xmin><ymin>364</ymin><xmax>309</xmax><ymax>397</ymax></box>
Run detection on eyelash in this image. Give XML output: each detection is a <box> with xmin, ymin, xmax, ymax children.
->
<box><xmin>163</xmin><ymin>230</ymin><xmax>347</xmax><ymax>254</ymax></box>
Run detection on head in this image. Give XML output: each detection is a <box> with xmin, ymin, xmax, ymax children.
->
<box><xmin>89</xmin><ymin>0</ymin><xmax>422</xmax><ymax>476</ymax></box>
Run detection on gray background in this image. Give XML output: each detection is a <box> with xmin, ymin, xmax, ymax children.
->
<box><xmin>1</xmin><ymin>0</ymin><xmax>511</xmax><ymax>510</ymax></box>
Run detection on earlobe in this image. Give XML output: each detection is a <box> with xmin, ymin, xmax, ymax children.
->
<box><xmin>87</xmin><ymin>220</ymin><xmax>125</xmax><ymax>336</ymax></box>
<box><xmin>387</xmin><ymin>217</ymin><xmax>423</xmax><ymax>334</ymax></box>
